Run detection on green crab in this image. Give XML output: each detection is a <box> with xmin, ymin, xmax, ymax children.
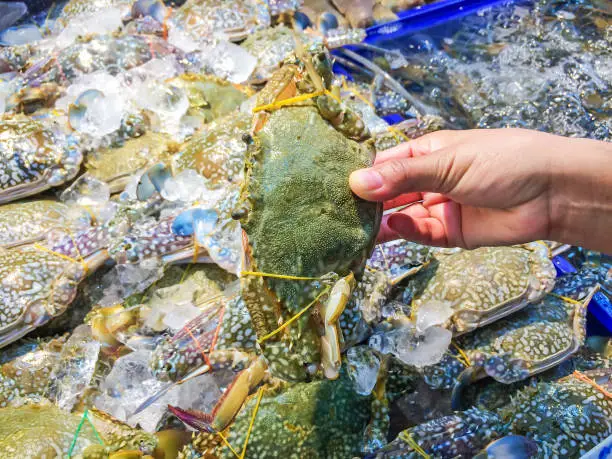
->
<box><xmin>402</xmin><ymin>243</ymin><xmax>557</xmax><ymax>335</ymax></box>
<box><xmin>177</xmin><ymin>367</ymin><xmax>386</xmax><ymax>459</ymax></box>
<box><xmin>0</xmin><ymin>199</ymin><xmax>92</xmax><ymax>248</ymax></box>
<box><xmin>371</xmin><ymin>369</ymin><xmax>612</xmax><ymax>458</ymax></box>
<box><xmin>172</xmin><ymin>110</ymin><xmax>251</xmax><ymax>187</ymax></box>
<box><xmin>0</xmin><ymin>398</ymin><xmax>157</xmax><ymax>458</ymax></box>
<box><xmin>0</xmin><ymin>114</ymin><xmax>82</xmax><ymax>204</ymax></box>
<box><xmin>235</xmin><ymin>43</ymin><xmax>381</xmax><ymax>381</ymax></box>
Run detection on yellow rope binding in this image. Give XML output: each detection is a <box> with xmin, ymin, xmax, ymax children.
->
<box><xmin>217</xmin><ymin>430</ymin><xmax>241</xmax><ymax>459</ymax></box>
<box><xmin>252</xmin><ymin>90</ymin><xmax>325</xmax><ymax>113</ymax></box>
<box><xmin>257</xmin><ymin>285</ymin><xmax>331</xmax><ymax>344</ymax></box>
<box><xmin>399</xmin><ymin>431</ymin><xmax>430</xmax><ymax>459</ymax></box>
<box><xmin>546</xmin><ymin>292</ymin><xmax>583</xmax><ymax>305</ymax></box>
<box><xmin>387</xmin><ymin>126</ymin><xmax>410</xmax><ymax>142</ymax></box>
<box><xmin>240</xmin><ymin>386</ymin><xmax>265</xmax><ymax>459</ymax></box>
<box><xmin>241</xmin><ymin>271</ymin><xmax>321</xmax><ymax>281</ymax></box>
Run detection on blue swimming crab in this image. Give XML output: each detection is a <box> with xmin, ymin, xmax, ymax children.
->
<box><xmin>22</xmin><ymin>33</ymin><xmax>187</xmax><ymax>88</ymax></box>
<box><xmin>371</xmin><ymin>368</ymin><xmax>612</xmax><ymax>458</ymax></box>
<box><xmin>170</xmin><ymin>0</ymin><xmax>301</xmax><ymax>42</ymax></box>
<box><xmin>172</xmin><ymin>110</ymin><xmax>251</xmax><ymax>186</ymax></box>
<box><xmin>235</xmin><ymin>42</ymin><xmax>381</xmax><ymax>382</ymax></box>
<box><xmin>0</xmin><ymin>199</ymin><xmax>92</xmax><ymax>248</ymax></box>
<box><xmin>450</xmin><ymin>277</ymin><xmax>599</xmax><ymax>403</ymax></box>
<box><xmin>402</xmin><ymin>243</ymin><xmax>557</xmax><ymax>335</ymax></box>
<box><xmin>0</xmin><ymin>114</ymin><xmax>82</xmax><ymax>204</ymax></box>
<box><xmin>0</xmin><ymin>336</ymin><xmax>66</xmax><ymax>407</ymax></box>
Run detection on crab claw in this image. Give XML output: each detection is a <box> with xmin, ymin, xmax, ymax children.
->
<box><xmin>474</xmin><ymin>435</ymin><xmax>539</xmax><ymax>459</ymax></box>
<box><xmin>320</xmin><ymin>273</ymin><xmax>355</xmax><ymax>379</ymax></box>
<box><xmin>170</xmin><ymin>357</ymin><xmax>267</xmax><ymax>432</ymax></box>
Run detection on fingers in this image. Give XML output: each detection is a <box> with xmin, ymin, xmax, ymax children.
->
<box><xmin>350</xmin><ymin>150</ymin><xmax>460</xmax><ymax>202</ymax></box>
<box><xmin>378</xmin><ymin>200</ymin><xmax>465</xmax><ymax>248</ymax></box>
<box><xmin>382</xmin><ymin>192</ymin><xmax>423</xmax><ymax>210</ymax></box>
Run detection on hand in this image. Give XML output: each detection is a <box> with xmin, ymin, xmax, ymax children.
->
<box><xmin>350</xmin><ymin>128</ymin><xmax>608</xmax><ymax>249</ymax></box>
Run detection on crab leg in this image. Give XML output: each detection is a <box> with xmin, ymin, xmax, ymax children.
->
<box><xmin>169</xmin><ymin>356</ymin><xmax>267</xmax><ymax>432</ymax></box>
<box><xmin>320</xmin><ymin>273</ymin><xmax>355</xmax><ymax>379</ymax></box>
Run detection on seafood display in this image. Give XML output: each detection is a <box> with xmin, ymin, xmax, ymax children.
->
<box><xmin>0</xmin><ymin>0</ymin><xmax>609</xmax><ymax>458</ymax></box>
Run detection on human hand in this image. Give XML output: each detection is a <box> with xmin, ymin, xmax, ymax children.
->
<box><xmin>350</xmin><ymin>128</ymin><xmax>600</xmax><ymax>249</ymax></box>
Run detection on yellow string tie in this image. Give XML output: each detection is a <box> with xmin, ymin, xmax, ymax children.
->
<box><xmin>399</xmin><ymin>432</ymin><xmax>430</xmax><ymax>459</ymax></box>
<box><xmin>570</xmin><ymin>371</ymin><xmax>612</xmax><ymax>399</ymax></box>
<box><xmin>240</xmin><ymin>386</ymin><xmax>265</xmax><ymax>459</ymax></box>
<box><xmin>547</xmin><ymin>292</ymin><xmax>583</xmax><ymax>305</ymax></box>
<box><xmin>451</xmin><ymin>341</ymin><xmax>472</xmax><ymax>367</ymax></box>
<box><xmin>252</xmin><ymin>90</ymin><xmax>325</xmax><ymax>113</ymax></box>
<box><xmin>387</xmin><ymin>126</ymin><xmax>411</xmax><ymax>142</ymax></box>
<box><xmin>33</xmin><ymin>243</ymin><xmax>87</xmax><ymax>273</ymax></box>
<box><xmin>217</xmin><ymin>430</ymin><xmax>241</xmax><ymax>459</ymax></box>
<box><xmin>192</xmin><ymin>237</ymin><xmax>200</xmax><ymax>264</ymax></box>
<box><xmin>257</xmin><ymin>285</ymin><xmax>331</xmax><ymax>344</ymax></box>
<box><xmin>241</xmin><ymin>271</ymin><xmax>321</xmax><ymax>281</ymax></box>
<box><xmin>341</xmin><ymin>78</ymin><xmax>375</xmax><ymax>109</ymax></box>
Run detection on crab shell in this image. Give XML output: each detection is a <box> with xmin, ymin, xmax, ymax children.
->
<box><xmin>23</xmin><ymin>34</ymin><xmax>185</xmax><ymax>87</ymax></box>
<box><xmin>0</xmin><ymin>336</ymin><xmax>66</xmax><ymax>407</ymax></box>
<box><xmin>406</xmin><ymin>243</ymin><xmax>557</xmax><ymax>335</ymax></box>
<box><xmin>0</xmin><ymin>199</ymin><xmax>92</xmax><ymax>248</ymax></box>
<box><xmin>452</xmin><ymin>285</ymin><xmax>594</xmax><ymax>394</ymax></box>
<box><xmin>370</xmin><ymin>407</ymin><xmax>506</xmax><ymax>458</ymax></box>
<box><xmin>0</xmin><ymin>115</ymin><xmax>82</xmax><ymax>204</ymax></box>
<box><xmin>86</xmin><ymin>132</ymin><xmax>175</xmax><ymax>194</ymax></box>
<box><xmin>0</xmin><ymin>400</ymin><xmax>157</xmax><ymax>457</ymax></box>
<box><xmin>168</xmin><ymin>74</ymin><xmax>250</xmax><ymax>125</ymax></box>
<box><xmin>500</xmin><ymin>369</ymin><xmax>612</xmax><ymax>457</ymax></box>
<box><xmin>183</xmin><ymin>371</ymin><xmax>376</xmax><ymax>459</ymax></box>
<box><xmin>0</xmin><ymin>223</ymin><xmax>112</xmax><ymax>348</ymax></box>
<box><xmin>237</xmin><ymin>47</ymin><xmax>381</xmax><ymax>381</ymax></box>
<box><xmin>173</xmin><ymin>110</ymin><xmax>251</xmax><ymax>186</ymax></box>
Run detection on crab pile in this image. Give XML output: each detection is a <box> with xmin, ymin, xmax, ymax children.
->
<box><xmin>0</xmin><ymin>0</ymin><xmax>609</xmax><ymax>458</ymax></box>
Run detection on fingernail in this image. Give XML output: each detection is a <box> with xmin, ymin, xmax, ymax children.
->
<box><xmin>351</xmin><ymin>169</ymin><xmax>383</xmax><ymax>191</ymax></box>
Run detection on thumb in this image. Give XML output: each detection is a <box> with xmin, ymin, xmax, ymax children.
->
<box><xmin>350</xmin><ymin>149</ymin><xmax>463</xmax><ymax>201</ymax></box>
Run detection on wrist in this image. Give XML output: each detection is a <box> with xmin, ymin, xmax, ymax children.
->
<box><xmin>549</xmin><ymin>137</ymin><xmax>612</xmax><ymax>252</ymax></box>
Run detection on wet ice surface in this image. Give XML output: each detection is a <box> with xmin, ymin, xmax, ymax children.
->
<box><xmin>95</xmin><ymin>349</ymin><xmax>224</xmax><ymax>432</ymax></box>
<box><xmin>388</xmin><ymin>0</ymin><xmax>612</xmax><ymax>139</ymax></box>
<box><xmin>346</xmin><ymin>345</ymin><xmax>381</xmax><ymax>395</ymax></box>
<box><xmin>99</xmin><ymin>259</ymin><xmax>165</xmax><ymax>307</ymax></box>
<box><xmin>47</xmin><ymin>325</ymin><xmax>100</xmax><ymax>411</ymax></box>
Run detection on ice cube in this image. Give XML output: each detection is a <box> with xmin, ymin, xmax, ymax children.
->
<box><xmin>197</xmin><ymin>40</ymin><xmax>257</xmax><ymax>84</ymax></box>
<box><xmin>168</xmin><ymin>27</ymin><xmax>200</xmax><ymax>53</ymax></box>
<box><xmin>99</xmin><ymin>259</ymin><xmax>164</xmax><ymax>307</ymax></box>
<box><xmin>346</xmin><ymin>346</ymin><xmax>380</xmax><ymax>396</ymax></box>
<box><xmin>0</xmin><ymin>24</ymin><xmax>42</xmax><ymax>45</ymax></box>
<box><xmin>160</xmin><ymin>169</ymin><xmax>208</xmax><ymax>203</ymax></box>
<box><xmin>60</xmin><ymin>175</ymin><xmax>111</xmax><ymax>207</ymax></box>
<box><xmin>415</xmin><ymin>300</ymin><xmax>453</xmax><ymax>333</ymax></box>
<box><xmin>395</xmin><ymin>326</ymin><xmax>452</xmax><ymax>368</ymax></box>
<box><xmin>55</xmin><ymin>9</ymin><xmax>124</xmax><ymax>48</ymax></box>
<box><xmin>201</xmin><ymin>219</ymin><xmax>242</xmax><ymax>276</ymax></box>
<box><xmin>47</xmin><ymin>325</ymin><xmax>101</xmax><ymax>411</ymax></box>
